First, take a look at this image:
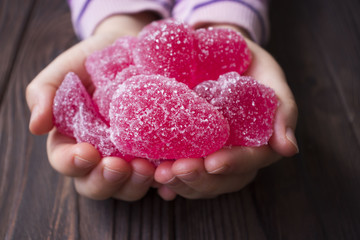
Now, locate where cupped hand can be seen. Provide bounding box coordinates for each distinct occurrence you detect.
[26,14,159,201]
[154,30,299,200]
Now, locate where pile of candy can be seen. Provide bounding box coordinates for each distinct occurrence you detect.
[53,19,278,163]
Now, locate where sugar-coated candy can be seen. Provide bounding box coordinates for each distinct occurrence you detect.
[72,105,133,159]
[194,28,251,82]
[133,19,251,89]
[72,108,126,158]
[53,72,131,159]
[133,19,197,88]
[109,75,230,160]
[93,66,143,122]
[85,36,137,88]
[194,72,278,146]
[53,72,96,136]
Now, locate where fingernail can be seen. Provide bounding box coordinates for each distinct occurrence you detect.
[74,156,96,169]
[103,167,128,183]
[132,171,152,184]
[286,128,299,153]
[177,171,199,182]
[208,165,229,174]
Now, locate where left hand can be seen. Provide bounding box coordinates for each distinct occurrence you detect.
[154,27,299,200]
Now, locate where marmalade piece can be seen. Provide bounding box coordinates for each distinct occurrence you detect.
[53,72,95,136]
[53,72,131,159]
[109,75,230,161]
[133,19,197,88]
[194,27,251,82]
[85,36,137,88]
[194,72,278,146]
[92,66,143,123]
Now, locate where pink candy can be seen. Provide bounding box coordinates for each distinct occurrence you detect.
[194,72,278,146]
[85,37,137,88]
[53,72,96,136]
[53,72,130,159]
[134,19,196,87]
[194,28,251,82]
[92,66,143,123]
[134,19,251,89]
[109,75,229,160]
[52,19,277,163]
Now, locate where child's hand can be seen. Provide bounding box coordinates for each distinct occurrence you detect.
[26,14,159,201]
[154,28,299,200]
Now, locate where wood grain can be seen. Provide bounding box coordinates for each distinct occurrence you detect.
[0,0,34,104]
[256,0,360,239]
[0,0,359,239]
[0,0,77,239]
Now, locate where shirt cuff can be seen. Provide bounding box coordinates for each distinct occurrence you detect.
[173,1,269,45]
[70,0,172,39]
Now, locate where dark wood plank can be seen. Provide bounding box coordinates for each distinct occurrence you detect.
[113,191,174,240]
[252,0,360,239]
[78,197,115,240]
[168,191,266,240]
[0,0,34,105]
[0,0,80,239]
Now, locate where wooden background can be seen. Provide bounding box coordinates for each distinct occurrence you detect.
[1,0,359,239]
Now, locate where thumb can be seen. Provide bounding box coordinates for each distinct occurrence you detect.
[26,37,99,135]
[245,40,299,157]
[26,79,57,135]
[269,96,299,157]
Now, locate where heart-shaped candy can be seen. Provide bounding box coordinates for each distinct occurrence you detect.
[109,74,230,160]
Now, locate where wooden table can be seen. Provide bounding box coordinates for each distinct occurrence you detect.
[1,0,359,239]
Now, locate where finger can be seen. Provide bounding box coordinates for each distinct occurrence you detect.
[172,158,221,196]
[47,129,101,177]
[204,146,280,175]
[155,161,200,199]
[156,160,215,199]
[74,157,131,200]
[112,158,155,201]
[173,158,256,196]
[270,98,299,156]
[157,186,177,201]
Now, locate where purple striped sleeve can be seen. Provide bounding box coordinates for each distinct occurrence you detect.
[67,0,173,39]
[172,0,269,45]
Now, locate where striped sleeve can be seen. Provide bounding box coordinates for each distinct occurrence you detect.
[67,0,173,39]
[172,0,270,45]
